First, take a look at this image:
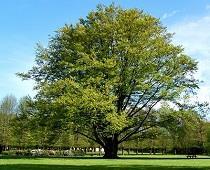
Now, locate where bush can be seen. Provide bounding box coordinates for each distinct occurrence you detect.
[71,149,85,156]
[2,150,15,156]
[1,150,32,156]
[2,150,16,156]
[16,150,32,156]
[1,149,86,157]
[40,150,56,156]
[204,142,210,155]
[63,150,73,156]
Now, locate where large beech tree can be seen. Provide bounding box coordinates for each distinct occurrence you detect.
[19,5,198,158]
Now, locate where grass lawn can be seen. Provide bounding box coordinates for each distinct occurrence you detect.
[1,155,210,170]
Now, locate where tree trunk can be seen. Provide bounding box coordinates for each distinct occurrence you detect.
[0,145,3,154]
[103,136,118,159]
[136,148,139,155]
[0,145,5,154]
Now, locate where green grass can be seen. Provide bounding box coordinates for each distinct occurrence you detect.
[1,155,210,170]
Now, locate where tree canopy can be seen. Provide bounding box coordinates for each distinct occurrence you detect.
[18,4,198,158]
[0,95,17,153]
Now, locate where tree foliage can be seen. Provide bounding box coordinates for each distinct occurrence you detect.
[18,4,198,158]
[0,95,17,153]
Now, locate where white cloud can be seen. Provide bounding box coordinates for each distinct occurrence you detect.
[161,10,179,20]
[169,15,210,103]
[170,16,210,57]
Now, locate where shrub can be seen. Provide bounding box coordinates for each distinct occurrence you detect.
[71,149,85,156]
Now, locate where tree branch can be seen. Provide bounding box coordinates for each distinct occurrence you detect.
[128,83,163,117]
[74,131,99,144]
[118,99,162,143]
[122,116,175,142]
[122,69,136,111]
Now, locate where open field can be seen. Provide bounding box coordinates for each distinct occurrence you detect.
[1,155,210,170]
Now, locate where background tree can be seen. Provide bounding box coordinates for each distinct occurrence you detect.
[204,123,210,155]
[159,101,209,154]
[18,4,198,158]
[0,95,17,153]
[12,96,37,147]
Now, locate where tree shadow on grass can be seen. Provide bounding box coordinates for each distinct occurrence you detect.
[0,164,209,170]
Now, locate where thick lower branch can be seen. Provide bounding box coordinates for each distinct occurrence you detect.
[75,130,105,147]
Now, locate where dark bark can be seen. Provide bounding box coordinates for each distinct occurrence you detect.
[103,136,119,159]
[136,148,139,155]
[0,145,2,154]
[0,145,5,154]
[128,148,130,155]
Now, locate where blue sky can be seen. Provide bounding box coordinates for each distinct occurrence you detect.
[1,0,210,102]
